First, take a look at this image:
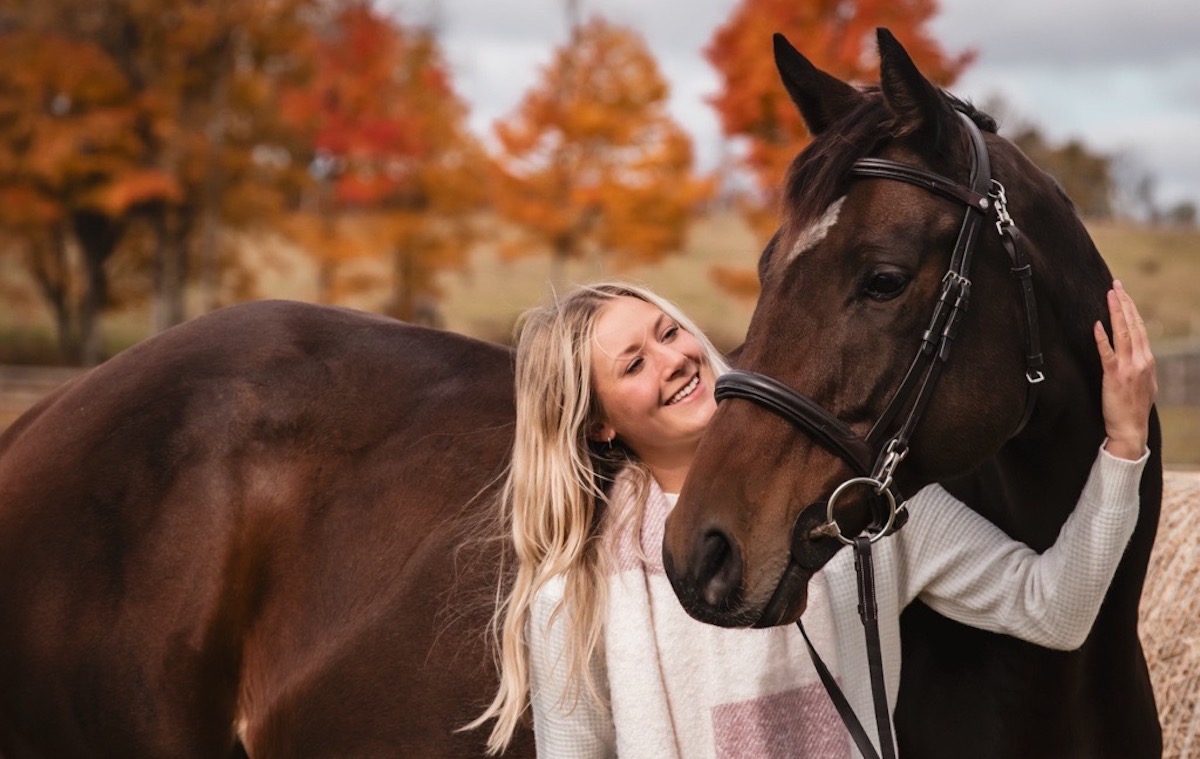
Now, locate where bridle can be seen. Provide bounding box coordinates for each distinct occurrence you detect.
[715,110,1044,549]
[712,110,1045,759]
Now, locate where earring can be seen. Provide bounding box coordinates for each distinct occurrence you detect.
[605,434,615,452]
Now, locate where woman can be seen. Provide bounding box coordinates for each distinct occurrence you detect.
[469,280,1156,758]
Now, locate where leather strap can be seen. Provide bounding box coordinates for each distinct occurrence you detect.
[855,536,897,759]
[795,535,898,759]
[852,158,990,211]
[797,620,885,759]
[715,370,876,476]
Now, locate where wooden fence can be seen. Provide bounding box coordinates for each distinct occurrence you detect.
[0,365,81,429]
[1159,339,1200,406]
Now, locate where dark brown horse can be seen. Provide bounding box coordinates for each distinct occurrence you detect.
[0,303,533,757]
[663,31,1162,758]
[0,30,1163,759]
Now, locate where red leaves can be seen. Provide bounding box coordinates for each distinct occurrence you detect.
[277,4,485,310]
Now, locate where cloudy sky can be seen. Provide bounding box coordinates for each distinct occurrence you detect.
[394,0,1200,211]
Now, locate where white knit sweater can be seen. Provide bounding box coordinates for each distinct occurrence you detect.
[528,445,1147,758]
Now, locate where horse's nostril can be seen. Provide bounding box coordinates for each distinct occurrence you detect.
[697,530,742,609]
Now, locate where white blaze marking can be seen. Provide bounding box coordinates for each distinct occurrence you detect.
[784,196,845,266]
[235,717,249,745]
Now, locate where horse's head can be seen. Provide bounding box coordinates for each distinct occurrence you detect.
[664,30,1106,628]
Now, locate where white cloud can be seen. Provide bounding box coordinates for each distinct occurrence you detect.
[387,0,1200,207]
[935,0,1200,206]
[934,0,1200,68]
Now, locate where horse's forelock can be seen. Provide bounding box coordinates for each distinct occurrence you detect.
[779,93,889,235]
[778,90,998,239]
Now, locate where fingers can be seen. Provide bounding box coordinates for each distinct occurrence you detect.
[1093,320,1116,369]
[1104,280,1159,406]
[1107,283,1131,360]
[1114,280,1153,364]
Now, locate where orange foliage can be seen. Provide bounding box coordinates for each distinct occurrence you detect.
[281,4,485,316]
[707,0,973,231]
[709,264,762,302]
[0,0,324,352]
[492,17,711,274]
[0,31,178,228]
[705,0,974,299]
[0,28,184,360]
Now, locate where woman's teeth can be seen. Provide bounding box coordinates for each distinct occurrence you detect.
[667,375,699,405]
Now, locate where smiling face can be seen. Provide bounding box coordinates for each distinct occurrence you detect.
[589,296,718,482]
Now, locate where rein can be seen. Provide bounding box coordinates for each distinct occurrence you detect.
[713,111,1045,759]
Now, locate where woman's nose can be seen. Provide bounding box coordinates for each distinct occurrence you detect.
[657,345,691,379]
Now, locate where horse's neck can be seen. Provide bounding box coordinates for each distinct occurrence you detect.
[944,344,1106,550]
[955,179,1120,547]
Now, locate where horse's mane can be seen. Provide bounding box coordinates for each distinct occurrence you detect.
[772,81,1114,381]
[780,86,997,233]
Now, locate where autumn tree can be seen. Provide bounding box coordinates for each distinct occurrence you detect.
[281,3,486,320]
[491,16,711,285]
[94,0,318,327]
[0,0,323,362]
[707,0,973,245]
[1011,128,1114,219]
[0,28,177,363]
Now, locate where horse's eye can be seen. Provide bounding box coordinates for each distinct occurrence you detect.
[865,271,909,301]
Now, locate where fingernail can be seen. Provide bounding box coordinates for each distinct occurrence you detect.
[1114,279,1124,290]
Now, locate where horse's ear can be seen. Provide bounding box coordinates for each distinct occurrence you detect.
[773,33,863,135]
[877,28,956,140]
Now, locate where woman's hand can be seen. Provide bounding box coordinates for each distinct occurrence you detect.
[1093,280,1158,460]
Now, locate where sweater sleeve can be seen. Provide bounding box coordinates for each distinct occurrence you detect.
[894,444,1147,650]
[528,576,617,758]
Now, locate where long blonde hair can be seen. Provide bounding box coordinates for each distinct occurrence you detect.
[466,281,729,753]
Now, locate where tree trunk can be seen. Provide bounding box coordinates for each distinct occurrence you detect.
[198,29,237,314]
[27,226,82,364]
[71,211,124,367]
[391,247,414,322]
[151,203,190,333]
[316,260,336,304]
[48,227,81,364]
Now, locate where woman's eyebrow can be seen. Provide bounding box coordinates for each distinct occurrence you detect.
[615,314,668,358]
[594,313,666,365]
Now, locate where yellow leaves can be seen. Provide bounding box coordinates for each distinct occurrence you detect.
[0,29,164,217]
[492,16,709,271]
[284,212,371,267]
[271,5,486,311]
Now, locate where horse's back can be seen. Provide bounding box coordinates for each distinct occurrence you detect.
[0,301,531,757]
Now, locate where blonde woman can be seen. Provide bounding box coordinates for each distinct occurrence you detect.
[469,281,1155,758]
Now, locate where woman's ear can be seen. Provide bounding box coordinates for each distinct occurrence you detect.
[589,421,616,444]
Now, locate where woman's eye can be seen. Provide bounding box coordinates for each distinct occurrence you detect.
[624,357,643,375]
[663,325,679,340]
[865,271,909,300]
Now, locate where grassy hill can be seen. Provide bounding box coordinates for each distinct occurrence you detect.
[1,212,1197,464]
